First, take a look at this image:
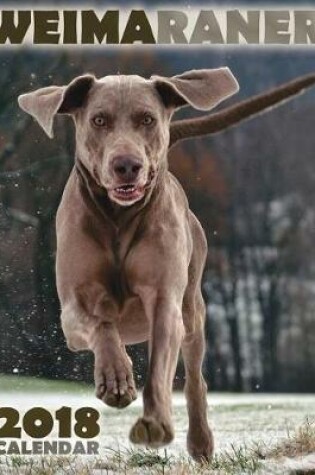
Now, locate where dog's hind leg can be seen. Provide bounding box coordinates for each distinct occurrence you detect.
[181,295,214,462]
[129,295,184,448]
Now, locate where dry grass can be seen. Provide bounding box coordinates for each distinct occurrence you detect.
[267,419,315,460]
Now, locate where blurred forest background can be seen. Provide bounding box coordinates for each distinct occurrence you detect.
[1,0,315,393]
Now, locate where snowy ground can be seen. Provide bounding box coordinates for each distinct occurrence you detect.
[0,376,314,473]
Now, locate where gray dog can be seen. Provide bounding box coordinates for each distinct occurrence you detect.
[18,68,239,461]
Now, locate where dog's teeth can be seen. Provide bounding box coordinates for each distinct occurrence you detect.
[116,186,136,194]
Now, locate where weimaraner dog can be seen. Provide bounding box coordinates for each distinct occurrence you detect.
[18,68,239,461]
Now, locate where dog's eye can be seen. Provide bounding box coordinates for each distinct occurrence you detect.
[142,114,155,126]
[92,116,107,128]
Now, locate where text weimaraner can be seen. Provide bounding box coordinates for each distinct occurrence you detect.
[18,68,315,461]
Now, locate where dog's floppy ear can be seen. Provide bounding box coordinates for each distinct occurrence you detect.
[18,74,95,138]
[151,68,239,111]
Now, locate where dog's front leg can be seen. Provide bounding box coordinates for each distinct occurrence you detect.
[61,288,137,410]
[130,294,184,447]
[89,322,137,409]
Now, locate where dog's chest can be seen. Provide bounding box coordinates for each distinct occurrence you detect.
[105,252,149,344]
[104,226,144,306]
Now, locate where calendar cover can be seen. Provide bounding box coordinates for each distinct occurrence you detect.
[0,1,315,474]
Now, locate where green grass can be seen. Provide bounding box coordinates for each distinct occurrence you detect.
[0,374,93,394]
[0,447,263,474]
[1,421,314,474]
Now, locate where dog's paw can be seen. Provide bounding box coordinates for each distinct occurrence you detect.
[94,362,137,409]
[187,426,214,463]
[129,416,174,448]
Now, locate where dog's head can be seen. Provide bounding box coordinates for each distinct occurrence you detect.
[18,69,238,207]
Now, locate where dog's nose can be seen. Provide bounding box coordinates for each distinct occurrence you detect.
[113,155,143,182]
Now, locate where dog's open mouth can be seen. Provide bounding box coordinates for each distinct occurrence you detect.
[112,184,145,202]
[109,170,155,205]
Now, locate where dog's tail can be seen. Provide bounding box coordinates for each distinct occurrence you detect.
[169,73,315,147]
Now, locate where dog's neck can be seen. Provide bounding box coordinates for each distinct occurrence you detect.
[75,157,166,232]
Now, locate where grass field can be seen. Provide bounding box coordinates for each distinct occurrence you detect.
[0,375,314,474]
[0,375,91,393]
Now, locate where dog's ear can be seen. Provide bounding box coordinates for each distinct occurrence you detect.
[151,68,239,111]
[18,74,95,138]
